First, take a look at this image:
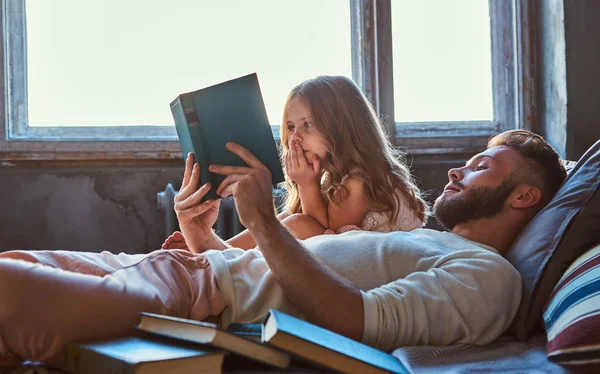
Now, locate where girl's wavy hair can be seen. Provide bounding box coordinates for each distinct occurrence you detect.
[279,75,428,224]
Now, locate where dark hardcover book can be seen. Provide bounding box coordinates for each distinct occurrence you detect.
[227,322,263,342]
[262,309,410,374]
[136,312,291,369]
[47,335,225,374]
[170,73,285,201]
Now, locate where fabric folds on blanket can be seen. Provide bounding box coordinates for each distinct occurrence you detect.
[392,334,568,373]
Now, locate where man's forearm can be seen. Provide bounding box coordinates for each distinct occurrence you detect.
[204,230,231,251]
[249,218,364,341]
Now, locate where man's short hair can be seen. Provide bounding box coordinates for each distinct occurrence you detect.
[488,130,566,206]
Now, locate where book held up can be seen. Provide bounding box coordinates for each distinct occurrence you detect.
[170,73,285,201]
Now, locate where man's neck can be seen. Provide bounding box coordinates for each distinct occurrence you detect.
[451,216,524,256]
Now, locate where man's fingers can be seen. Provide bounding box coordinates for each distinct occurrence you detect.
[226,142,266,170]
[218,183,237,198]
[175,182,211,211]
[216,174,245,196]
[176,199,218,222]
[177,162,201,202]
[209,164,253,176]
[182,153,195,188]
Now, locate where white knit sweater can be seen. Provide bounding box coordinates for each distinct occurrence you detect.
[203,229,522,351]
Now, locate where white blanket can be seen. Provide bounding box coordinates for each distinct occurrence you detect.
[392,334,568,373]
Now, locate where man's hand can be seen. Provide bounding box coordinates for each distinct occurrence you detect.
[174,153,222,253]
[211,143,278,231]
[285,140,321,188]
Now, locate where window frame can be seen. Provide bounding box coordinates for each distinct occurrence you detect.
[0,0,536,162]
[350,0,537,155]
[0,0,185,162]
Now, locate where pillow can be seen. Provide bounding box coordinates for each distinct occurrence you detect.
[543,243,600,369]
[505,139,600,341]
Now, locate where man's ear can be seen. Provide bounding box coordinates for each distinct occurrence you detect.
[509,185,542,209]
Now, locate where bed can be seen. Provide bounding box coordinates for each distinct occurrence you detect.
[11,140,600,373]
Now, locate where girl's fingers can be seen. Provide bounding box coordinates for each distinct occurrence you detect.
[284,151,291,174]
[295,143,308,167]
[312,155,321,174]
[290,142,299,168]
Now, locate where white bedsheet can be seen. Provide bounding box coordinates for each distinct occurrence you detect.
[392,333,570,373]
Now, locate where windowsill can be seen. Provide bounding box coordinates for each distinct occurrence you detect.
[0,122,497,166]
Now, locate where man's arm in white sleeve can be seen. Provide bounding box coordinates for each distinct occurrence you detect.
[251,217,366,341]
[361,253,522,351]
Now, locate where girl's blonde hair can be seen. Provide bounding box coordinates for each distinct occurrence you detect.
[279,75,428,224]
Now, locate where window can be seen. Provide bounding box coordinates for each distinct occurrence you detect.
[0,0,351,160]
[351,0,536,154]
[1,0,535,161]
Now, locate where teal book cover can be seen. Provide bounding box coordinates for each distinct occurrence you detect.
[263,309,410,374]
[170,73,285,201]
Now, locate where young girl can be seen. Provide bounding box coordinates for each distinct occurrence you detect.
[163,75,428,251]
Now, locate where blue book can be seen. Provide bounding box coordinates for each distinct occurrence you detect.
[48,335,225,374]
[262,309,410,374]
[170,73,285,201]
[136,312,292,369]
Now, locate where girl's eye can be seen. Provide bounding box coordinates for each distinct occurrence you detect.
[304,121,312,128]
[287,124,295,132]
[476,165,487,171]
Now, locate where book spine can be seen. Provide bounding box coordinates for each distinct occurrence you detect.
[177,96,212,200]
[68,345,135,374]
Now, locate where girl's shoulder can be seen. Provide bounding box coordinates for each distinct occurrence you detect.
[361,191,424,232]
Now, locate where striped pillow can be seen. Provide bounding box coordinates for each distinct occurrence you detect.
[543,243,600,367]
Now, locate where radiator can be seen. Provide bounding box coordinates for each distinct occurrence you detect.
[157,183,246,241]
[158,184,285,241]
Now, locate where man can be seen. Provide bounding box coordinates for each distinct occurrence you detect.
[0,130,566,364]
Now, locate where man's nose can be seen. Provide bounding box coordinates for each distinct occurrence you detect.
[448,167,463,181]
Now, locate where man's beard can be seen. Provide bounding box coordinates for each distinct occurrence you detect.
[433,179,517,231]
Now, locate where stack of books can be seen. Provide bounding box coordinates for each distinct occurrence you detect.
[47,309,409,374]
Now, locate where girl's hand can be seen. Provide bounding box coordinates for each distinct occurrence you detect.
[285,141,321,188]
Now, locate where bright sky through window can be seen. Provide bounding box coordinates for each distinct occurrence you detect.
[25,0,351,127]
[392,0,493,122]
[26,0,491,127]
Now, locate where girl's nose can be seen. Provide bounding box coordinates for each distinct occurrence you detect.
[290,132,302,144]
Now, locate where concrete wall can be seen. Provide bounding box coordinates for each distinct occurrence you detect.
[0,157,460,252]
[0,166,182,253]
